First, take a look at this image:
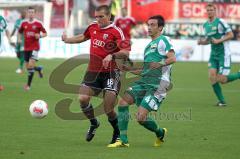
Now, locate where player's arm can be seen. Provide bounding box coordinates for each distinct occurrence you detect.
[149,49,176,69]
[10,28,16,37]
[5,29,13,44]
[61,32,88,44]
[211,31,234,44]
[197,37,210,45]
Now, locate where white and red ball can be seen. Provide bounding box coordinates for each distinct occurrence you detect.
[29,100,48,118]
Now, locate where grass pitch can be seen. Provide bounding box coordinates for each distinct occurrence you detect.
[0,58,239,159]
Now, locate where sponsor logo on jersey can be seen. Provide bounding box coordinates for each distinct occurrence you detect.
[93,39,105,47]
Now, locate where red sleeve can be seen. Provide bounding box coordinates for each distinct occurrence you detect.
[114,27,131,51]
[131,18,136,26]
[40,23,47,33]
[83,25,91,39]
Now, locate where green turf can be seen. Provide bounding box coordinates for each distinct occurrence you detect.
[0,58,239,159]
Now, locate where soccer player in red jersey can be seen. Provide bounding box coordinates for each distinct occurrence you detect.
[62,5,130,145]
[18,7,47,90]
[115,7,136,40]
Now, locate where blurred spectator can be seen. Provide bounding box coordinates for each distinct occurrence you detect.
[131,22,148,38]
[175,24,189,39]
[115,7,136,39]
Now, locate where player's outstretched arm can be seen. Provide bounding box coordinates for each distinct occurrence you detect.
[149,49,176,69]
[61,32,88,44]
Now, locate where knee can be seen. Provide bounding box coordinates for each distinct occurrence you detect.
[209,74,217,83]
[119,98,129,106]
[136,113,147,125]
[79,94,90,105]
[217,75,227,84]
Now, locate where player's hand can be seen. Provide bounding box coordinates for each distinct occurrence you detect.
[211,38,221,44]
[149,62,161,69]
[10,42,16,47]
[35,33,41,39]
[61,32,67,42]
[102,54,113,69]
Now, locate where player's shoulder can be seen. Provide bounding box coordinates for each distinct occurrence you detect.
[87,21,98,28]
[33,19,44,25]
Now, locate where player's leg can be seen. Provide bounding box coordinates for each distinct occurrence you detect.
[103,90,120,144]
[31,51,43,78]
[137,81,169,146]
[15,50,24,74]
[208,57,226,106]
[23,51,33,90]
[107,92,134,148]
[102,70,121,144]
[80,72,101,142]
[217,55,240,84]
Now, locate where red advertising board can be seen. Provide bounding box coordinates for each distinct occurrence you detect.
[130,0,175,22]
[179,2,240,19]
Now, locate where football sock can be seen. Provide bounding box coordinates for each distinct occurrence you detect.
[27,68,35,87]
[81,103,98,125]
[118,106,129,143]
[212,83,225,103]
[108,117,120,134]
[19,54,24,69]
[139,117,164,138]
[226,72,240,82]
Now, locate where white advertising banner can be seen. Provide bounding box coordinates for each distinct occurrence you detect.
[1,37,240,62]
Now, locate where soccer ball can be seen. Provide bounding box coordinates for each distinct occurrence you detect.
[29,100,48,119]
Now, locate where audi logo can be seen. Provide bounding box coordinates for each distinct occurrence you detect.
[93,39,105,47]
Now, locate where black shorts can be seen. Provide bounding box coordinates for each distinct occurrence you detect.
[24,51,39,62]
[82,70,121,95]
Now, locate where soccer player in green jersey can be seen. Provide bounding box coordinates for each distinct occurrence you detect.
[198,3,240,106]
[11,11,26,74]
[108,15,176,148]
[0,15,12,90]
[0,15,11,52]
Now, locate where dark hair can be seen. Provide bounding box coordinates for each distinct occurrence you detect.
[28,6,35,11]
[96,5,111,15]
[148,15,165,27]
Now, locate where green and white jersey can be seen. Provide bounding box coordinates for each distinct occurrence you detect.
[0,15,7,47]
[141,35,173,83]
[203,17,232,57]
[14,18,24,51]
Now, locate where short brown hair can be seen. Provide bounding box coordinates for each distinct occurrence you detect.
[95,5,111,15]
[206,3,216,9]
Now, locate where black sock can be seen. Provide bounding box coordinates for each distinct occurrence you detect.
[27,68,35,87]
[108,117,120,134]
[81,103,98,125]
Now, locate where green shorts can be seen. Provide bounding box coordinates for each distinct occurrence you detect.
[125,80,170,111]
[208,54,231,75]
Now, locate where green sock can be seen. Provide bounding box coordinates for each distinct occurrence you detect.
[139,117,164,138]
[212,83,225,103]
[19,55,24,69]
[227,72,240,83]
[118,106,129,143]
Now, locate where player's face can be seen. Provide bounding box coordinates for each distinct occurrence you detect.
[95,10,110,28]
[206,6,216,19]
[147,19,162,37]
[28,9,35,20]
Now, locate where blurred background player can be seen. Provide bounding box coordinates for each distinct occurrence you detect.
[11,10,26,74]
[18,7,47,91]
[114,7,136,40]
[108,15,176,148]
[0,15,12,92]
[198,3,240,106]
[62,5,130,145]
